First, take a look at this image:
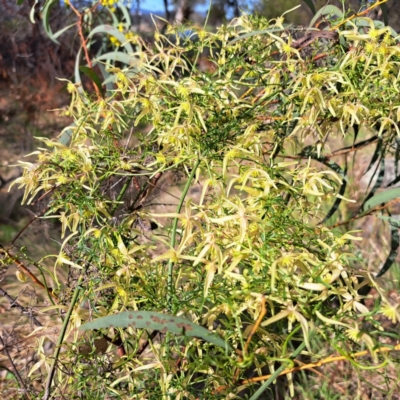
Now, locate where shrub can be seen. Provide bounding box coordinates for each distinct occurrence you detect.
[5,1,400,398]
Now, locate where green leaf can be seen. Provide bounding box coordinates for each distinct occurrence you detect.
[80,311,232,351]
[58,125,75,145]
[96,63,114,93]
[74,47,84,92]
[17,0,25,5]
[29,0,39,23]
[321,160,347,224]
[42,0,59,43]
[376,221,399,277]
[360,157,385,212]
[380,2,389,26]
[302,0,316,15]
[117,2,132,26]
[79,66,105,97]
[95,51,139,68]
[363,138,382,178]
[309,5,343,28]
[51,23,77,42]
[362,187,400,212]
[377,215,400,229]
[333,136,379,155]
[88,25,135,54]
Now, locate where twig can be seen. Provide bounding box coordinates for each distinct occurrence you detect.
[42,279,82,400]
[0,245,58,301]
[10,205,49,245]
[68,1,102,99]
[0,334,32,400]
[242,342,400,384]
[0,288,42,327]
[233,296,267,382]
[328,197,400,228]
[244,296,267,355]
[330,0,388,30]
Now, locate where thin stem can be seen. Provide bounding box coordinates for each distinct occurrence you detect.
[166,159,201,312]
[247,329,317,400]
[0,288,42,327]
[43,278,83,400]
[0,334,32,400]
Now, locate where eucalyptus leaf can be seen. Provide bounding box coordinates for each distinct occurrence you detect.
[80,311,232,351]
[309,5,343,28]
[376,222,399,277]
[79,66,105,97]
[29,0,39,23]
[42,0,59,43]
[302,0,316,15]
[95,51,139,68]
[380,2,389,26]
[88,25,134,54]
[360,157,385,212]
[377,215,400,229]
[362,187,400,212]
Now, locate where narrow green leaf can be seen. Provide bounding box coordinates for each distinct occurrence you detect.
[29,0,39,23]
[386,174,400,188]
[361,157,385,211]
[362,187,400,212]
[377,215,400,229]
[88,25,134,54]
[52,22,77,41]
[117,2,132,26]
[380,2,389,26]
[80,311,232,351]
[321,161,347,224]
[95,51,139,68]
[96,63,114,93]
[376,222,399,277]
[79,66,105,97]
[42,0,59,43]
[302,0,316,15]
[363,138,382,177]
[333,136,378,155]
[74,47,84,92]
[17,0,25,5]
[309,5,343,28]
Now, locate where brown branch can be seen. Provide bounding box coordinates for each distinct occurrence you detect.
[233,296,267,382]
[242,342,400,384]
[0,246,58,301]
[328,197,400,229]
[330,0,388,31]
[68,1,102,99]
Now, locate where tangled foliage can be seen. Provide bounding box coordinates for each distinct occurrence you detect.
[8,4,400,398]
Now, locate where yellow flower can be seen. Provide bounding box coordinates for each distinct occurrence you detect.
[109,36,120,47]
[380,302,399,323]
